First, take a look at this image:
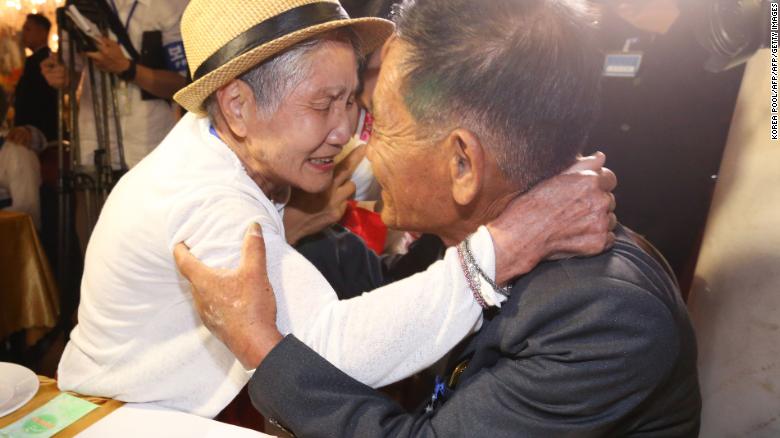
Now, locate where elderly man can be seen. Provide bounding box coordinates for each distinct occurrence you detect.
[57,0,615,418]
[175,0,701,436]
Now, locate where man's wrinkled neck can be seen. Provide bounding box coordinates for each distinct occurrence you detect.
[436,188,517,247]
[213,122,289,204]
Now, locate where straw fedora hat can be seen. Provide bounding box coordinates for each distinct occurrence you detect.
[174,0,395,115]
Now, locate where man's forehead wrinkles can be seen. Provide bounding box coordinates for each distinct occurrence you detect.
[375,72,402,116]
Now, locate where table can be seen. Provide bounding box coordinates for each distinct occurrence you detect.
[0,376,122,436]
[0,376,273,437]
[77,403,273,437]
[0,210,59,345]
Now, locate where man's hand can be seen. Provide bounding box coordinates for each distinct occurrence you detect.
[41,53,67,89]
[86,37,131,75]
[283,146,365,245]
[174,223,282,369]
[488,152,618,284]
[5,127,33,148]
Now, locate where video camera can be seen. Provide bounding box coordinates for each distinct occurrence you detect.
[694,0,772,72]
[594,0,772,72]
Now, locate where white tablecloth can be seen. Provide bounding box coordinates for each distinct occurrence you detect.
[76,403,275,438]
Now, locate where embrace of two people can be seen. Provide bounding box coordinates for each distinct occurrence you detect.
[58,0,701,436]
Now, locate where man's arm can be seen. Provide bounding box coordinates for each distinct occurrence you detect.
[248,281,684,438]
[85,37,186,99]
[132,64,188,99]
[41,41,186,99]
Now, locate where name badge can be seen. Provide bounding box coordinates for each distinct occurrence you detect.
[603,52,643,78]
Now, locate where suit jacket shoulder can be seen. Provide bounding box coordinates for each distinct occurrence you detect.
[442,228,700,436]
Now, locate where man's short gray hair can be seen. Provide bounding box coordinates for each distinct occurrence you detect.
[205,28,363,124]
[395,0,601,192]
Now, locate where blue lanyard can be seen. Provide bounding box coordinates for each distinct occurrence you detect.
[108,0,140,34]
[209,125,221,141]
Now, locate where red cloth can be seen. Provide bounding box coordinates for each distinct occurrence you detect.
[340,200,387,254]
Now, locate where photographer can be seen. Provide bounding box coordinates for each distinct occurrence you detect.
[42,0,189,253]
[587,0,746,292]
[41,0,189,170]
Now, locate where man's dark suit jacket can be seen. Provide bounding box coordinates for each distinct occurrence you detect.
[251,227,701,437]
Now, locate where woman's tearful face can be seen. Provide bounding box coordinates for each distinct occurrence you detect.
[243,40,360,194]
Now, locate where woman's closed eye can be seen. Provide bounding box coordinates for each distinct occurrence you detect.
[311,100,332,112]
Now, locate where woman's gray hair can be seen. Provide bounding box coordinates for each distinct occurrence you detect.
[205,28,363,124]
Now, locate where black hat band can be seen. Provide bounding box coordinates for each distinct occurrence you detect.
[193,2,349,80]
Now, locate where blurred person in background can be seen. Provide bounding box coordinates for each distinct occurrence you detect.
[587,0,745,293]
[41,0,190,170]
[13,14,58,142]
[0,27,25,96]
[41,0,190,257]
[0,82,45,229]
[0,130,42,228]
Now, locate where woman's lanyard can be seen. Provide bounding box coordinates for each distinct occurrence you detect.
[108,0,140,34]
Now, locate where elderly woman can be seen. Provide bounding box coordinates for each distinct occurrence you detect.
[57,0,615,418]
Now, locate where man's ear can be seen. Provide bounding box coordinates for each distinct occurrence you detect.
[446,128,484,206]
[216,80,254,138]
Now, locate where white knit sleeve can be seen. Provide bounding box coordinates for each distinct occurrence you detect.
[168,191,504,388]
[271,225,504,388]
